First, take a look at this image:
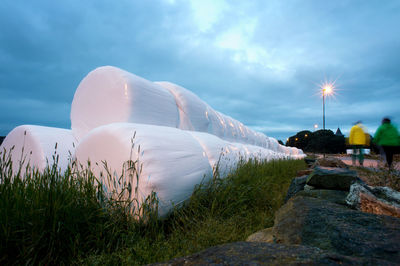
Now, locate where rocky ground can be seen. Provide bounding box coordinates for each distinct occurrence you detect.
[154,157,400,265]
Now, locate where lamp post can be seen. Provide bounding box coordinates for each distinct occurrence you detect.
[319,82,334,158]
[323,90,325,130]
[322,85,332,130]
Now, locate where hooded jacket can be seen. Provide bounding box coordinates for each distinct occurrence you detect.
[373,123,400,146]
[349,123,367,145]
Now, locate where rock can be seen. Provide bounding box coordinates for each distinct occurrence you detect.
[284,175,307,203]
[304,157,316,167]
[303,184,315,191]
[346,183,400,218]
[306,166,361,191]
[296,189,348,205]
[312,156,349,169]
[153,242,392,265]
[0,136,4,146]
[272,195,400,263]
[246,227,274,243]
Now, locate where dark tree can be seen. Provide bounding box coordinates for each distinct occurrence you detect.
[287,129,346,154]
[286,130,312,150]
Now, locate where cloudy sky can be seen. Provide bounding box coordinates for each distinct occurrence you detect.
[1,0,399,141]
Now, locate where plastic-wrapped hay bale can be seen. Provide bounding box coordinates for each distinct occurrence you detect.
[264,137,273,150]
[253,131,268,148]
[268,137,280,152]
[236,120,250,142]
[74,122,213,217]
[155,81,211,132]
[155,81,270,150]
[70,65,305,158]
[289,146,304,159]
[230,142,278,161]
[188,131,284,178]
[187,131,241,177]
[71,66,179,141]
[216,113,241,142]
[0,125,76,174]
[207,109,227,139]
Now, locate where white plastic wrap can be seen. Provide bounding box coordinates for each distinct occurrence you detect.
[74,123,213,217]
[187,131,240,177]
[0,125,76,174]
[71,67,304,157]
[74,122,302,216]
[222,114,239,142]
[155,81,211,132]
[155,81,277,151]
[207,109,227,139]
[71,66,179,141]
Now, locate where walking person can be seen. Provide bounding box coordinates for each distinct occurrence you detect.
[373,117,400,169]
[349,121,368,166]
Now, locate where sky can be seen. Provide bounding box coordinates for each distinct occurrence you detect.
[1,0,399,142]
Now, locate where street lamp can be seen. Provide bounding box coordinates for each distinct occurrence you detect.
[322,84,333,130]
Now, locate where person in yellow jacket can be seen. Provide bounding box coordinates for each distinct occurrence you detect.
[349,121,368,166]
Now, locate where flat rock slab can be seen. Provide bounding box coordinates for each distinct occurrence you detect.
[153,242,393,265]
[306,166,360,191]
[273,195,400,263]
[312,157,349,169]
[296,189,348,205]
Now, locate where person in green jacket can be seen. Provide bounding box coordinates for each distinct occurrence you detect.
[373,117,400,169]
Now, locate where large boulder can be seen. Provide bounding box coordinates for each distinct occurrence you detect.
[272,195,400,263]
[306,166,361,191]
[153,242,392,265]
[346,182,400,218]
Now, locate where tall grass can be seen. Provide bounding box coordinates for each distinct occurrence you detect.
[0,148,306,265]
[0,149,144,265]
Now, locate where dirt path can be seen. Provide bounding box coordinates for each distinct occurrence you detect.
[340,156,400,170]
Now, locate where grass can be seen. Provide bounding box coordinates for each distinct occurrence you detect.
[0,148,307,265]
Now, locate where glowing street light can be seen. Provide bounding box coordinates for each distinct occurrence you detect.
[314,124,318,131]
[321,83,334,130]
